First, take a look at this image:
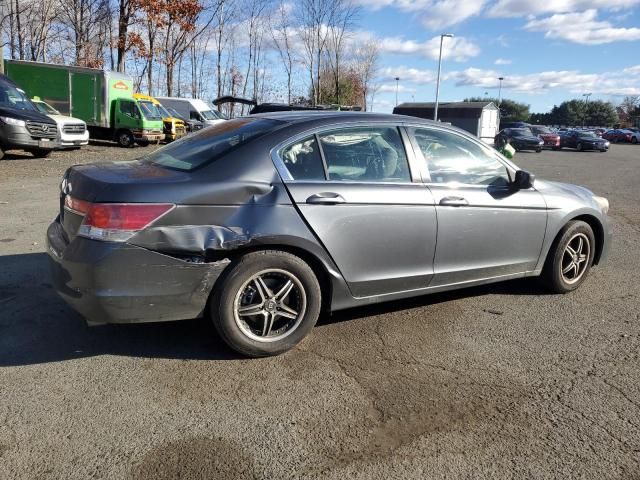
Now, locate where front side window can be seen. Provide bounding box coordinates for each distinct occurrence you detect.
[411,127,510,186]
[120,100,138,118]
[318,126,411,182]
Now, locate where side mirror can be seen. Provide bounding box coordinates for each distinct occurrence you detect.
[514,170,535,189]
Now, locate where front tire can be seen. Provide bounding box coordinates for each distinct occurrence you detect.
[0,146,4,160]
[116,130,135,148]
[576,142,583,151]
[211,250,322,357]
[541,220,595,293]
[28,148,52,158]
[632,137,638,144]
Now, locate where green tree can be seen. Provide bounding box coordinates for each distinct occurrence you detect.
[464,97,530,124]
[532,99,618,127]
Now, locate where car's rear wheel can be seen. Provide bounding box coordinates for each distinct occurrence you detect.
[0,146,4,160]
[576,142,583,151]
[542,220,595,293]
[632,137,638,144]
[211,250,321,357]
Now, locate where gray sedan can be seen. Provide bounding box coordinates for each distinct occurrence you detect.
[46,112,611,356]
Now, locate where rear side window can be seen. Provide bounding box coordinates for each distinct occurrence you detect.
[319,127,411,182]
[142,118,283,171]
[281,136,325,180]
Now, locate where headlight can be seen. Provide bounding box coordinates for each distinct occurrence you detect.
[0,116,26,127]
[592,195,609,214]
[539,140,544,145]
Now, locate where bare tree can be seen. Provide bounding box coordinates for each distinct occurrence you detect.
[325,0,358,104]
[352,40,379,111]
[58,0,111,67]
[297,0,332,105]
[269,0,295,104]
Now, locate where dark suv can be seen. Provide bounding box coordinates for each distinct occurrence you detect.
[0,74,58,160]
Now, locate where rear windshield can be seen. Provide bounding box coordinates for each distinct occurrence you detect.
[531,126,552,134]
[141,117,283,171]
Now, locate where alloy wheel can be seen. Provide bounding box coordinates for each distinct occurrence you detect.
[233,269,307,342]
[561,233,590,285]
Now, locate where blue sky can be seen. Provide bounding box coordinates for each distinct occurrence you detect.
[357,0,640,113]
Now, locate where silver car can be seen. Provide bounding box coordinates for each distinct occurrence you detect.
[47,112,611,357]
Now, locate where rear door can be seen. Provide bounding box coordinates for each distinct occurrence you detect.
[276,124,437,298]
[407,126,547,287]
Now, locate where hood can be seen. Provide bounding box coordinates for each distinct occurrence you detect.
[535,179,595,206]
[0,105,56,124]
[48,114,86,126]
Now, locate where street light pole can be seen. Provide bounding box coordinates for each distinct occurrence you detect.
[434,33,453,121]
[582,92,592,127]
[395,77,400,107]
[498,77,504,105]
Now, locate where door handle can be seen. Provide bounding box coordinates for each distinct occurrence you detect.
[439,196,469,207]
[306,192,346,205]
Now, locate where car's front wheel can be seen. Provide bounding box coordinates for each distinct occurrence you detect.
[542,220,595,293]
[211,250,321,357]
[28,148,52,158]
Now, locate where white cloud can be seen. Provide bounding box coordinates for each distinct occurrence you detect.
[355,0,486,29]
[381,66,436,85]
[365,34,480,62]
[378,84,417,93]
[524,9,640,44]
[488,0,640,17]
[445,65,640,96]
[495,58,512,65]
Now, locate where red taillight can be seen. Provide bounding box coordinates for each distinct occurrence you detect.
[84,203,174,230]
[66,196,174,241]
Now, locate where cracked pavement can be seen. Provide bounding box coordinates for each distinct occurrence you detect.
[0,143,639,479]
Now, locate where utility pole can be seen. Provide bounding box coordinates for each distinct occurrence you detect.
[434,33,453,121]
[395,77,399,106]
[582,92,592,127]
[0,0,5,75]
[498,77,504,105]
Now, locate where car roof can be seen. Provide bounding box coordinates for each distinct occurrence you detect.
[250,110,441,127]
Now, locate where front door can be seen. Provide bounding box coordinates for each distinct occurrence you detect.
[408,126,547,287]
[278,125,437,297]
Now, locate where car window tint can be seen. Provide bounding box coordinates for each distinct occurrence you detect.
[411,127,510,186]
[142,118,283,171]
[318,127,410,182]
[120,100,137,117]
[280,136,325,180]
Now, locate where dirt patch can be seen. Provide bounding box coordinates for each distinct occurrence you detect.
[129,437,255,480]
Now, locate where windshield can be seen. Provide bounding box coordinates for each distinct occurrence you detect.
[0,83,37,111]
[141,118,283,171]
[156,104,171,118]
[577,132,598,139]
[166,107,185,120]
[138,101,163,120]
[511,128,532,137]
[34,101,60,115]
[201,109,227,121]
[530,126,551,135]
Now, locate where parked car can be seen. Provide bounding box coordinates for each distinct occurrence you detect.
[559,130,609,152]
[602,129,633,143]
[0,74,58,160]
[31,96,89,149]
[529,125,560,149]
[47,112,611,357]
[163,106,205,133]
[623,129,640,144]
[133,93,186,143]
[155,97,227,127]
[495,128,544,152]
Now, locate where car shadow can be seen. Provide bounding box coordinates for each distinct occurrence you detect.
[0,252,550,366]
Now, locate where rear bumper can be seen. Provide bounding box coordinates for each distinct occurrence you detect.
[46,219,229,325]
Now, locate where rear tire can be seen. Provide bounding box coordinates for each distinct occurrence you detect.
[0,146,4,160]
[541,220,595,293]
[576,142,583,151]
[28,148,52,158]
[632,137,638,144]
[211,250,322,357]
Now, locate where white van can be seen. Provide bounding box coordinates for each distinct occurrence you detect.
[155,97,227,127]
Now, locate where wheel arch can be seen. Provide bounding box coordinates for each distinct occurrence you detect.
[549,214,604,266]
[211,243,335,314]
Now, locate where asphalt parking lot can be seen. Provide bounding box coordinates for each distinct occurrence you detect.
[1,143,639,479]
